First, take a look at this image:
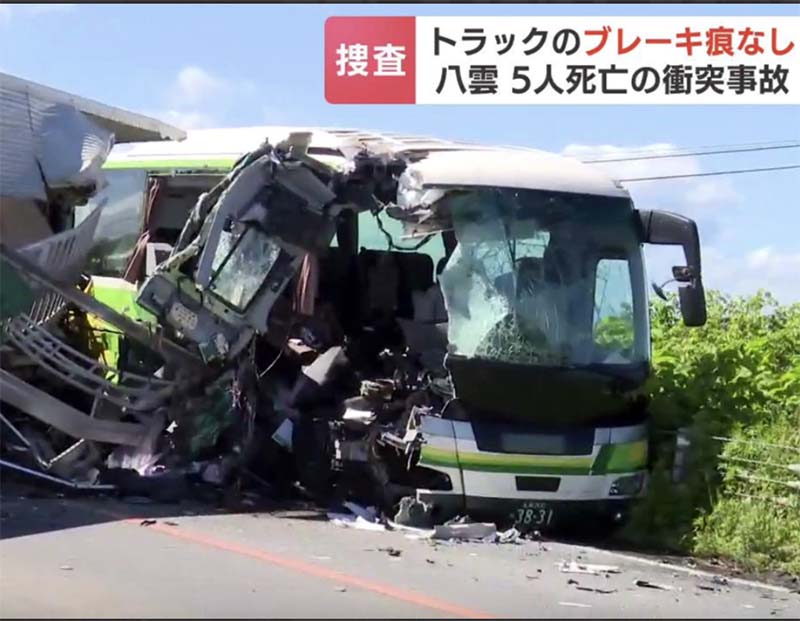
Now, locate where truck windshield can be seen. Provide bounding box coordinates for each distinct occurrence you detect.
[438,187,649,369]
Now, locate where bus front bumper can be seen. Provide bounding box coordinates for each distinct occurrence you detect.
[416,492,639,532]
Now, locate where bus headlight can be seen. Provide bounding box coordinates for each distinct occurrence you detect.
[609,472,646,497]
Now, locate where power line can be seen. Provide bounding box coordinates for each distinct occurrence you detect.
[583,143,800,163]
[619,164,800,183]
[574,139,800,160]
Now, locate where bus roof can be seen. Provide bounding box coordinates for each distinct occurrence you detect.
[104,125,628,198]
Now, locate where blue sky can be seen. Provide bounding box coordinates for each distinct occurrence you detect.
[2,3,799,302]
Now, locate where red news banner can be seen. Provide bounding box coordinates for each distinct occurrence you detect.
[325,16,800,104]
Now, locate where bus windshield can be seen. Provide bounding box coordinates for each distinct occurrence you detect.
[437,187,649,370]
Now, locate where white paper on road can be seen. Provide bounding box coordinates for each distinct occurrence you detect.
[327,514,387,531]
[559,561,621,575]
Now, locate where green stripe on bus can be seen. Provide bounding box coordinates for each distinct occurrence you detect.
[419,440,648,476]
[591,440,648,474]
[103,159,237,171]
[419,446,593,476]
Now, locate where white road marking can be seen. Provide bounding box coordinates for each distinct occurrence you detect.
[578,545,792,594]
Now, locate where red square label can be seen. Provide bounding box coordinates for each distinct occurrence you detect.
[325,16,416,104]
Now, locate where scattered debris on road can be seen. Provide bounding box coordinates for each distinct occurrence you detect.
[559,561,621,575]
[576,586,618,594]
[385,516,526,546]
[712,575,730,587]
[393,496,434,529]
[634,579,678,591]
[431,517,497,542]
[558,601,592,608]
[497,527,522,544]
[140,519,157,527]
[328,503,387,532]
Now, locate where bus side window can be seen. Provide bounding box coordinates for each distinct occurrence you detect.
[76,169,148,278]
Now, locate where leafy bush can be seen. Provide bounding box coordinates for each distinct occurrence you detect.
[624,290,800,572]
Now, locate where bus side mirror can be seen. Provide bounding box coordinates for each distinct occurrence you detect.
[637,209,707,327]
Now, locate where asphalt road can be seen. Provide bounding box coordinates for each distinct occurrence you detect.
[0,488,797,619]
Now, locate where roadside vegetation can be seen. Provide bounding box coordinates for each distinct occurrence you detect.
[624,290,800,576]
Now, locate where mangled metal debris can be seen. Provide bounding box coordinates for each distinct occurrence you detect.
[0,75,187,491]
[1,123,408,501]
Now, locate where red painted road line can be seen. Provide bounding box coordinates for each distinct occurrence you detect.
[117,517,494,619]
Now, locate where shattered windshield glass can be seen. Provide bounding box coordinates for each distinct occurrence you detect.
[437,187,648,368]
[208,226,282,311]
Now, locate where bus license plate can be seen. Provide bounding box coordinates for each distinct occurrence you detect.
[513,502,554,528]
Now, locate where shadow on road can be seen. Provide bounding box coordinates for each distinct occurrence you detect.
[0,474,325,541]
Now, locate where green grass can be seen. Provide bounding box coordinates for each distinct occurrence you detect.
[693,407,800,575]
[621,291,800,575]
